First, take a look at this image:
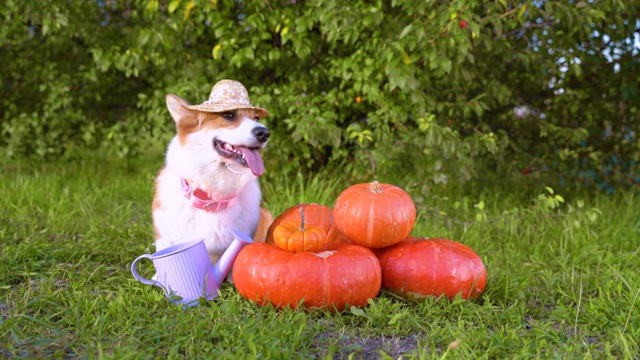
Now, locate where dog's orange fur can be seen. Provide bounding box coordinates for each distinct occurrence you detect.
[254,207,274,243]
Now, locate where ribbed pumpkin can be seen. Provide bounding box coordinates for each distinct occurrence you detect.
[376,237,487,300]
[272,208,327,252]
[232,242,381,311]
[333,181,416,248]
[266,203,345,246]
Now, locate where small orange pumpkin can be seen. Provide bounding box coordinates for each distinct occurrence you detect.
[267,203,345,246]
[272,207,327,252]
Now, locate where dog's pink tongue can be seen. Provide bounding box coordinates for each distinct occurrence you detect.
[240,148,264,177]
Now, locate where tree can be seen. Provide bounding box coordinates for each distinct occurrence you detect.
[1,0,638,191]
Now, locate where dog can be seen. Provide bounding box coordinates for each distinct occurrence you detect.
[152,80,273,268]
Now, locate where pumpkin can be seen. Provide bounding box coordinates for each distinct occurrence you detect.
[333,181,416,248]
[232,242,381,311]
[272,207,327,252]
[266,203,345,245]
[376,237,487,300]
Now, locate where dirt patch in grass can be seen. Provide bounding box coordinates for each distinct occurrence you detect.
[313,331,422,359]
[0,302,9,320]
[521,314,604,351]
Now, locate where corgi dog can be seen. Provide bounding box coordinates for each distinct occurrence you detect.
[152,80,273,267]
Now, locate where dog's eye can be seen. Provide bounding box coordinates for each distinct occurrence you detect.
[253,116,260,122]
[222,112,236,121]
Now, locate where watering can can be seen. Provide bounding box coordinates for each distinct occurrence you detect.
[131,230,253,307]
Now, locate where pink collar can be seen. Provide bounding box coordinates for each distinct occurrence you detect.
[180,178,238,212]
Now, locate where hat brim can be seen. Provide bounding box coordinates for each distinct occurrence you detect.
[186,103,269,118]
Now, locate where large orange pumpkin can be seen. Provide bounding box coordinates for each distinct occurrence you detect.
[232,242,381,311]
[333,181,416,248]
[272,208,327,252]
[376,237,487,300]
[266,203,345,246]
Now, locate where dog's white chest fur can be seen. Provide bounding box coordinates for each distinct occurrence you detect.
[153,172,261,258]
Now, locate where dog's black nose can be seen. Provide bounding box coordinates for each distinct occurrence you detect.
[252,127,270,143]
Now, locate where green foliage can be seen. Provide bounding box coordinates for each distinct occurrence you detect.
[1,0,638,190]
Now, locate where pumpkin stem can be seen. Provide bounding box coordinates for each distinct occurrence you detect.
[299,206,306,231]
[369,181,384,193]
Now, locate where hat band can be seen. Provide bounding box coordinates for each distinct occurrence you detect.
[192,102,264,110]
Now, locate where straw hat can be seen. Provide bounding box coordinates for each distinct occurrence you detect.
[186,79,269,118]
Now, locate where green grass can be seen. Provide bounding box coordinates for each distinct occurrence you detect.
[1,157,639,359]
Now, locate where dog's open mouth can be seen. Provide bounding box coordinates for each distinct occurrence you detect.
[214,139,264,177]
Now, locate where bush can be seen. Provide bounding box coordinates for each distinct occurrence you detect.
[1,0,637,191]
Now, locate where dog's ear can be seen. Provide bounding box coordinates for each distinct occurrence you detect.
[166,94,198,127]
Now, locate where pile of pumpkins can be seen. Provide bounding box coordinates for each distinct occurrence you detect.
[232,181,487,312]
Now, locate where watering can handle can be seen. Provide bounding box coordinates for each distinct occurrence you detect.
[131,254,157,286]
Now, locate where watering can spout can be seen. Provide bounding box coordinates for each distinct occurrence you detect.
[210,230,253,284]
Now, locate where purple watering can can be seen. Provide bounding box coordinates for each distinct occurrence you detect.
[131,230,253,307]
